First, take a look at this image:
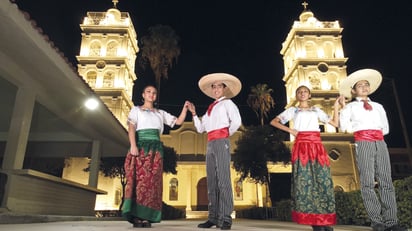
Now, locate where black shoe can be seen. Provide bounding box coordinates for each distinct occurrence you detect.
[385,224,407,231]
[312,226,334,231]
[220,221,231,230]
[142,220,151,228]
[133,222,143,228]
[133,218,143,228]
[198,220,217,228]
[312,226,325,231]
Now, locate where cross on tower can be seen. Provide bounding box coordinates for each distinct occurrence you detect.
[302,1,308,10]
[112,0,119,8]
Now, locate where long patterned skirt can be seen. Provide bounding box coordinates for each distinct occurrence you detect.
[121,129,164,224]
[290,131,336,226]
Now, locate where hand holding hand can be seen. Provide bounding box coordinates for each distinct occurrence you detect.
[186,102,196,115]
[337,95,346,108]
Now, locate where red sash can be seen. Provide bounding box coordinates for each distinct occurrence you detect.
[208,127,229,141]
[354,130,383,141]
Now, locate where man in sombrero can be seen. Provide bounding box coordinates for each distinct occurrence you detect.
[338,69,406,231]
[187,73,242,230]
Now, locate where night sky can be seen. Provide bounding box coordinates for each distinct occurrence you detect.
[14,0,412,147]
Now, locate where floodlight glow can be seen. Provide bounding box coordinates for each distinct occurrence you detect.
[85,98,99,110]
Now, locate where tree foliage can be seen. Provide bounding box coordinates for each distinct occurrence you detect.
[247,84,275,125]
[163,145,178,174]
[233,125,291,184]
[138,24,180,101]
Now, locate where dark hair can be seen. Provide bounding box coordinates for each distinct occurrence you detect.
[211,83,227,88]
[295,85,311,94]
[142,84,158,93]
[352,80,370,89]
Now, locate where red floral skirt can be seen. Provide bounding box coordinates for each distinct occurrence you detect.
[290,131,336,226]
[122,129,163,224]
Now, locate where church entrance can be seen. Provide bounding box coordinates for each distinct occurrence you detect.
[196,177,208,211]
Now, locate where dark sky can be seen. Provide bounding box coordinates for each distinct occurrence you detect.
[14,0,412,147]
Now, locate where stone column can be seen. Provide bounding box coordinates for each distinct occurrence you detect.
[2,87,35,170]
[88,140,101,188]
[186,167,192,211]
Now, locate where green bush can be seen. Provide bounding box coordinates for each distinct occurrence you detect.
[393,176,412,228]
[274,199,292,221]
[335,190,369,225]
[161,202,185,220]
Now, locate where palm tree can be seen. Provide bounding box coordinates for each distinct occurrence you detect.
[139,24,181,102]
[247,84,275,125]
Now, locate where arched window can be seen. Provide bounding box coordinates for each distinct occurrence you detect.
[304,41,317,58]
[106,41,118,56]
[86,71,97,88]
[169,178,178,201]
[333,185,344,192]
[89,41,101,56]
[323,41,334,58]
[234,178,243,200]
[103,72,114,87]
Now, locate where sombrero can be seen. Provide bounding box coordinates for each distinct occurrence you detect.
[339,68,382,99]
[198,73,242,99]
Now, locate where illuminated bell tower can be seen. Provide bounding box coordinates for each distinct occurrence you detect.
[76,0,138,128]
[280,1,348,134]
[279,1,360,192]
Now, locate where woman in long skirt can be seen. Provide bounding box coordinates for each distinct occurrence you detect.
[270,85,340,231]
[121,84,189,228]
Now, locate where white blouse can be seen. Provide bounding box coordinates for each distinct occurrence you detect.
[127,106,177,134]
[277,106,330,132]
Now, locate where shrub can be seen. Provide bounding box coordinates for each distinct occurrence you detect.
[162,202,185,220]
[393,176,412,228]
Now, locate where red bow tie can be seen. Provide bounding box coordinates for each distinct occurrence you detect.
[362,100,372,111]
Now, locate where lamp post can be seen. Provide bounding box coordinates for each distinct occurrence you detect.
[386,77,412,167]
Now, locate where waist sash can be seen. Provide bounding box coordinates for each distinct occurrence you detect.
[207,127,229,141]
[137,129,160,141]
[354,129,383,141]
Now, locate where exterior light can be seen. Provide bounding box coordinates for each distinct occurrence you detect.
[85,98,99,110]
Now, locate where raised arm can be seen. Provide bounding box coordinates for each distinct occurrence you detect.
[328,96,344,128]
[175,101,190,126]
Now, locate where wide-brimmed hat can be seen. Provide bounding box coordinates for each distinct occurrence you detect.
[339,68,382,98]
[198,73,242,99]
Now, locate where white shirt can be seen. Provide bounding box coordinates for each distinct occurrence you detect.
[127,106,177,134]
[277,106,330,132]
[339,97,389,135]
[193,97,242,136]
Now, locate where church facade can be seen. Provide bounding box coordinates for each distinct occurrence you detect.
[61,1,360,214]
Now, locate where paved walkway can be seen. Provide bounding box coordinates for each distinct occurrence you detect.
[0,218,373,231]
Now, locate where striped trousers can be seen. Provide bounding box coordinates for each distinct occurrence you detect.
[355,140,398,227]
[205,138,233,226]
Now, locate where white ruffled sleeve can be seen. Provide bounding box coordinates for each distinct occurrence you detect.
[127,106,139,128]
[159,109,177,128]
[277,107,296,124]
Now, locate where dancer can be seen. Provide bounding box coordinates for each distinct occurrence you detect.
[270,85,339,231]
[122,83,190,228]
[338,69,406,231]
[187,73,242,230]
